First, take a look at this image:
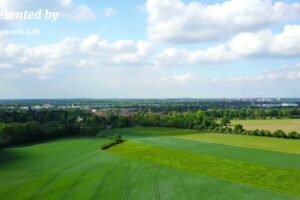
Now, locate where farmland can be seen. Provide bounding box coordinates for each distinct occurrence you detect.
[231,119,300,132]
[0,127,300,200]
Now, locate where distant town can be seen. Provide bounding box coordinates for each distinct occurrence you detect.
[0,98,299,113]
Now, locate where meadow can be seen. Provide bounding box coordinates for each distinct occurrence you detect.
[0,127,300,200]
[231,119,300,132]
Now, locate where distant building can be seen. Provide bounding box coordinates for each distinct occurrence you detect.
[261,104,281,108]
[76,116,84,123]
[281,103,298,107]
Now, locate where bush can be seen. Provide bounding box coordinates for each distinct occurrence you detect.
[219,127,226,132]
[220,118,230,126]
[112,134,123,144]
[265,130,272,137]
[97,132,107,138]
[209,126,215,131]
[225,127,232,134]
[273,130,286,138]
[101,135,123,150]
[214,127,220,132]
[251,129,260,136]
[244,130,252,135]
[258,130,266,137]
[287,131,298,139]
[234,124,243,133]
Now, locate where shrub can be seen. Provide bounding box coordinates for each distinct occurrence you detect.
[225,127,232,134]
[220,118,231,126]
[96,132,107,138]
[219,127,226,132]
[258,130,266,137]
[234,124,243,133]
[265,130,272,137]
[112,134,123,144]
[101,135,123,150]
[245,130,252,135]
[273,130,286,138]
[287,131,298,139]
[214,127,220,132]
[252,129,260,136]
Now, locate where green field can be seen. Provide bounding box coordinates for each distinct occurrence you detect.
[1,127,300,200]
[175,132,300,154]
[231,119,300,132]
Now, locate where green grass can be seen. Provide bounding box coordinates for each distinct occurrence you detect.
[1,127,300,200]
[175,133,300,154]
[231,119,300,132]
[131,137,300,169]
[109,141,300,196]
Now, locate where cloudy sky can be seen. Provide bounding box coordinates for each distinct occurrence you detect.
[1,0,300,99]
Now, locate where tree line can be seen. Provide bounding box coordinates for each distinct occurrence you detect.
[1,109,300,148]
[206,108,300,119]
[128,112,300,139]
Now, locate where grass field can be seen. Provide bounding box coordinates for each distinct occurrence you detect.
[175,132,300,154]
[0,127,300,200]
[231,119,300,132]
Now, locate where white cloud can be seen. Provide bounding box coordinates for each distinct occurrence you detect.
[111,41,154,64]
[203,66,300,85]
[79,35,154,65]
[0,35,153,79]
[173,73,193,83]
[152,25,300,68]
[0,63,13,69]
[286,71,300,80]
[0,0,96,21]
[146,0,300,43]
[22,65,54,80]
[104,7,115,17]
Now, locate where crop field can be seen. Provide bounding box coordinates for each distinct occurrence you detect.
[0,127,300,200]
[231,119,300,132]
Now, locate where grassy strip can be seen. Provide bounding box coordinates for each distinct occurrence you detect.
[108,141,300,196]
[175,133,300,154]
[231,119,300,132]
[100,135,123,150]
[103,127,300,154]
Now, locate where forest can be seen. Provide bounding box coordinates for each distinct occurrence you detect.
[1,108,300,148]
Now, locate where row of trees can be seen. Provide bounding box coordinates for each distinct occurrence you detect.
[1,107,300,123]
[213,124,300,139]
[132,111,300,139]
[0,122,81,147]
[0,109,139,148]
[0,110,217,147]
[0,110,88,123]
[128,111,218,130]
[206,108,300,119]
[1,109,300,148]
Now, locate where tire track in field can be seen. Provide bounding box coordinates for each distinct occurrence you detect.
[92,162,126,200]
[59,157,104,200]
[0,181,25,200]
[92,176,107,200]
[178,175,193,200]
[28,153,98,200]
[123,175,133,200]
[154,174,160,200]
[59,173,85,200]
[123,164,143,200]
[27,173,60,200]
[52,152,97,173]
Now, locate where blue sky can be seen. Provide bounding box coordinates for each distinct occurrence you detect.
[0,0,300,98]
